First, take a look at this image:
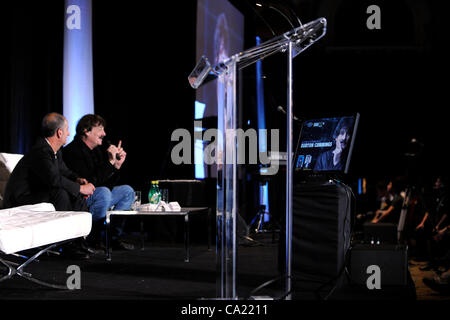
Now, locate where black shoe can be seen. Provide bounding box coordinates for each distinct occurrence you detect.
[112,240,135,251]
[60,243,90,260]
[80,240,104,255]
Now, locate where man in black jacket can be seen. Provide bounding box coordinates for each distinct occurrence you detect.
[4,113,96,259]
[62,114,134,249]
[4,113,95,210]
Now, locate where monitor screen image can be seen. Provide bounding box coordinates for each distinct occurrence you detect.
[294,113,360,174]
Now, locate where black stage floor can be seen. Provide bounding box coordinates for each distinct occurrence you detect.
[1,233,447,317]
[0,234,282,300]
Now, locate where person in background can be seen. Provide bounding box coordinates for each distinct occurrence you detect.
[370,179,404,224]
[419,176,449,271]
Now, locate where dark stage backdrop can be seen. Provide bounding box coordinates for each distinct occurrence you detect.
[1,2,64,155]
[90,1,197,192]
[1,1,198,194]
[234,0,449,186]
[1,0,448,199]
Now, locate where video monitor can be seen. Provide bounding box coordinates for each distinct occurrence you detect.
[294,113,360,175]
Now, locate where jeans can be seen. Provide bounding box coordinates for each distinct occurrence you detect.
[86,185,134,241]
[86,185,134,222]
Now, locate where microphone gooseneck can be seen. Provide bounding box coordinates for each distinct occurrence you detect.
[277,105,300,122]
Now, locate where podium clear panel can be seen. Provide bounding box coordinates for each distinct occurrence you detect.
[216,56,238,299]
[189,17,327,300]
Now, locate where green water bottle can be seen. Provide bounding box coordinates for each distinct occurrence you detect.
[148,180,161,204]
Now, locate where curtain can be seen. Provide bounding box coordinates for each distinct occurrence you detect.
[0,1,64,154]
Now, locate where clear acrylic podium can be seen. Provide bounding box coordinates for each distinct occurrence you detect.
[188,17,327,299]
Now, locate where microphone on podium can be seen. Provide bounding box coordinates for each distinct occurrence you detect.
[277,106,301,122]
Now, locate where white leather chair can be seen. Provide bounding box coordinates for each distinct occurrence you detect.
[0,153,92,289]
[0,203,92,288]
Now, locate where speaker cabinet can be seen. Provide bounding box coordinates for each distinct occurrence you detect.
[291,182,352,286]
[350,244,408,286]
[363,222,397,244]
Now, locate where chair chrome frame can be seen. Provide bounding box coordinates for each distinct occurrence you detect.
[0,239,73,290]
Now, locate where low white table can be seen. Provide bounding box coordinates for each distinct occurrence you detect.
[105,207,211,262]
